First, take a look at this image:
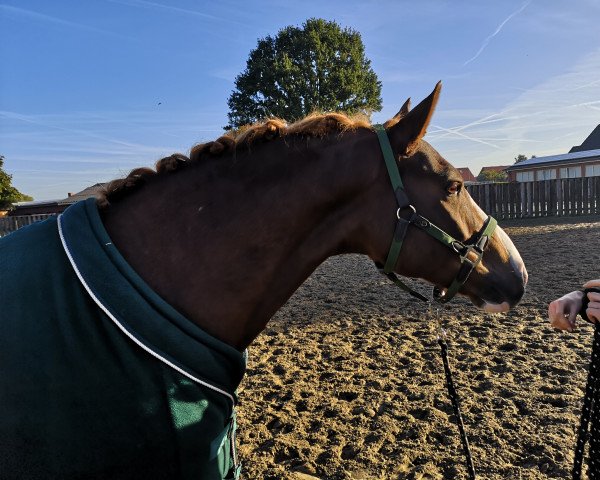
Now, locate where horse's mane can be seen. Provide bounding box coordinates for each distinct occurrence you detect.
[97,111,380,208]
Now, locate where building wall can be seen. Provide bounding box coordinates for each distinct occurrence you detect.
[508,160,600,182]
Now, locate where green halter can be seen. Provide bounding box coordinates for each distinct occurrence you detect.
[373,124,498,304]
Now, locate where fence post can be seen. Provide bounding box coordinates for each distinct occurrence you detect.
[510,182,517,219]
[567,179,573,216]
[541,181,547,217]
[583,178,589,215]
[531,182,540,217]
[573,178,578,216]
[534,181,540,217]
[541,181,545,217]
[557,179,563,216]
[548,180,552,216]
[592,177,600,214]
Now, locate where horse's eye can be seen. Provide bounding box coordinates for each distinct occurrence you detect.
[446,181,462,195]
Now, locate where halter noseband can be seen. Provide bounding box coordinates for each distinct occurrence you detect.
[373,124,497,304]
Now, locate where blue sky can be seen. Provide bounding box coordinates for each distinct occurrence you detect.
[1,0,599,200]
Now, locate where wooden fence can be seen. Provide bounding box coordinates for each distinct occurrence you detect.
[466,178,600,220]
[0,214,56,237]
[0,179,598,236]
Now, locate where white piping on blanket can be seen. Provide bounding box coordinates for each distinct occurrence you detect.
[57,215,235,406]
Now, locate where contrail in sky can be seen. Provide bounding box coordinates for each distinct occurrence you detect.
[431,124,501,149]
[0,110,164,151]
[0,4,132,40]
[463,0,532,67]
[105,0,247,27]
[105,0,219,21]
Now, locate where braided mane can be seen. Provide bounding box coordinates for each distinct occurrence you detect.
[97,112,374,208]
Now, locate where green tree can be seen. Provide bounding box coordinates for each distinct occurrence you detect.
[514,154,528,164]
[0,155,33,210]
[477,170,508,182]
[227,18,382,128]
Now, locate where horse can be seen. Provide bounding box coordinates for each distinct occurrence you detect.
[0,83,527,479]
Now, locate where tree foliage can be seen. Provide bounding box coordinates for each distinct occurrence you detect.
[476,169,508,182]
[227,18,382,128]
[0,155,33,210]
[514,154,528,164]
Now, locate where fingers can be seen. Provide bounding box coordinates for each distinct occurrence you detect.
[568,307,578,327]
[587,292,600,302]
[587,308,600,323]
[548,288,600,331]
[584,292,600,324]
[549,313,574,331]
[583,279,600,289]
[548,299,576,331]
[548,291,584,331]
[587,297,600,323]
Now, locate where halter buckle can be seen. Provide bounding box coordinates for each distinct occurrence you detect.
[459,244,484,268]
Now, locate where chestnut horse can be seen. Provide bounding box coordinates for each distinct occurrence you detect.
[0,83,527,479]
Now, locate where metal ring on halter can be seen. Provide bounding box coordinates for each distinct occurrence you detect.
[451,241,465,254]
[396,204,416,220]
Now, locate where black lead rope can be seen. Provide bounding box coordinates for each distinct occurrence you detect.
[435,316,477,480]
[373,124,479,477]
[573,323,600,480]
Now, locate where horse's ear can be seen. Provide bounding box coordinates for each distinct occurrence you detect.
[389,81,441,156]
[393,98,411,119]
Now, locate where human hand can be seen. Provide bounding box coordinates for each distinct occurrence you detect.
[582,279,600,323]
[548,290,584,331]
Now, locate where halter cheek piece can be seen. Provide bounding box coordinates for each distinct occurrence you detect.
[373,124,498,304]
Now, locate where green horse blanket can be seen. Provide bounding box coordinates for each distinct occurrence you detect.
[0,199,246,479]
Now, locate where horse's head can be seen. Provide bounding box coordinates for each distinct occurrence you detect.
[370,83,527,312]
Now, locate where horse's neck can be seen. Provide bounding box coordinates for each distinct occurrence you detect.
[102,132,388,350]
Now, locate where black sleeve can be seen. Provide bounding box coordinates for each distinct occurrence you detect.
[579,287,600,322]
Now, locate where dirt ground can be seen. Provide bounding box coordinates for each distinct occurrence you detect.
[236,216,600,480]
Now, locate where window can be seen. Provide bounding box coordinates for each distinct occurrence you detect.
[516,171,534,182]
[560,166,582,178]
[585,164,600,177]
[536,169,556,180]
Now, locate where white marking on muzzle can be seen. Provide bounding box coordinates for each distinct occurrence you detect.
[495,227,528,283]
[467,194,527,283]
[483,301,510,313]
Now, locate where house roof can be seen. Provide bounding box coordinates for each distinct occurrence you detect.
[57,183,105,205]
[505,148,600,171]
[456,167,476,182]
[10,183,106,215]
[569,124,600,153]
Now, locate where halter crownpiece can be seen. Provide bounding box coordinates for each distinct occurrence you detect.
[373,124,497,304]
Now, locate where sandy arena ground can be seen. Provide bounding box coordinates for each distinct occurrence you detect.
[236,216,600,480]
